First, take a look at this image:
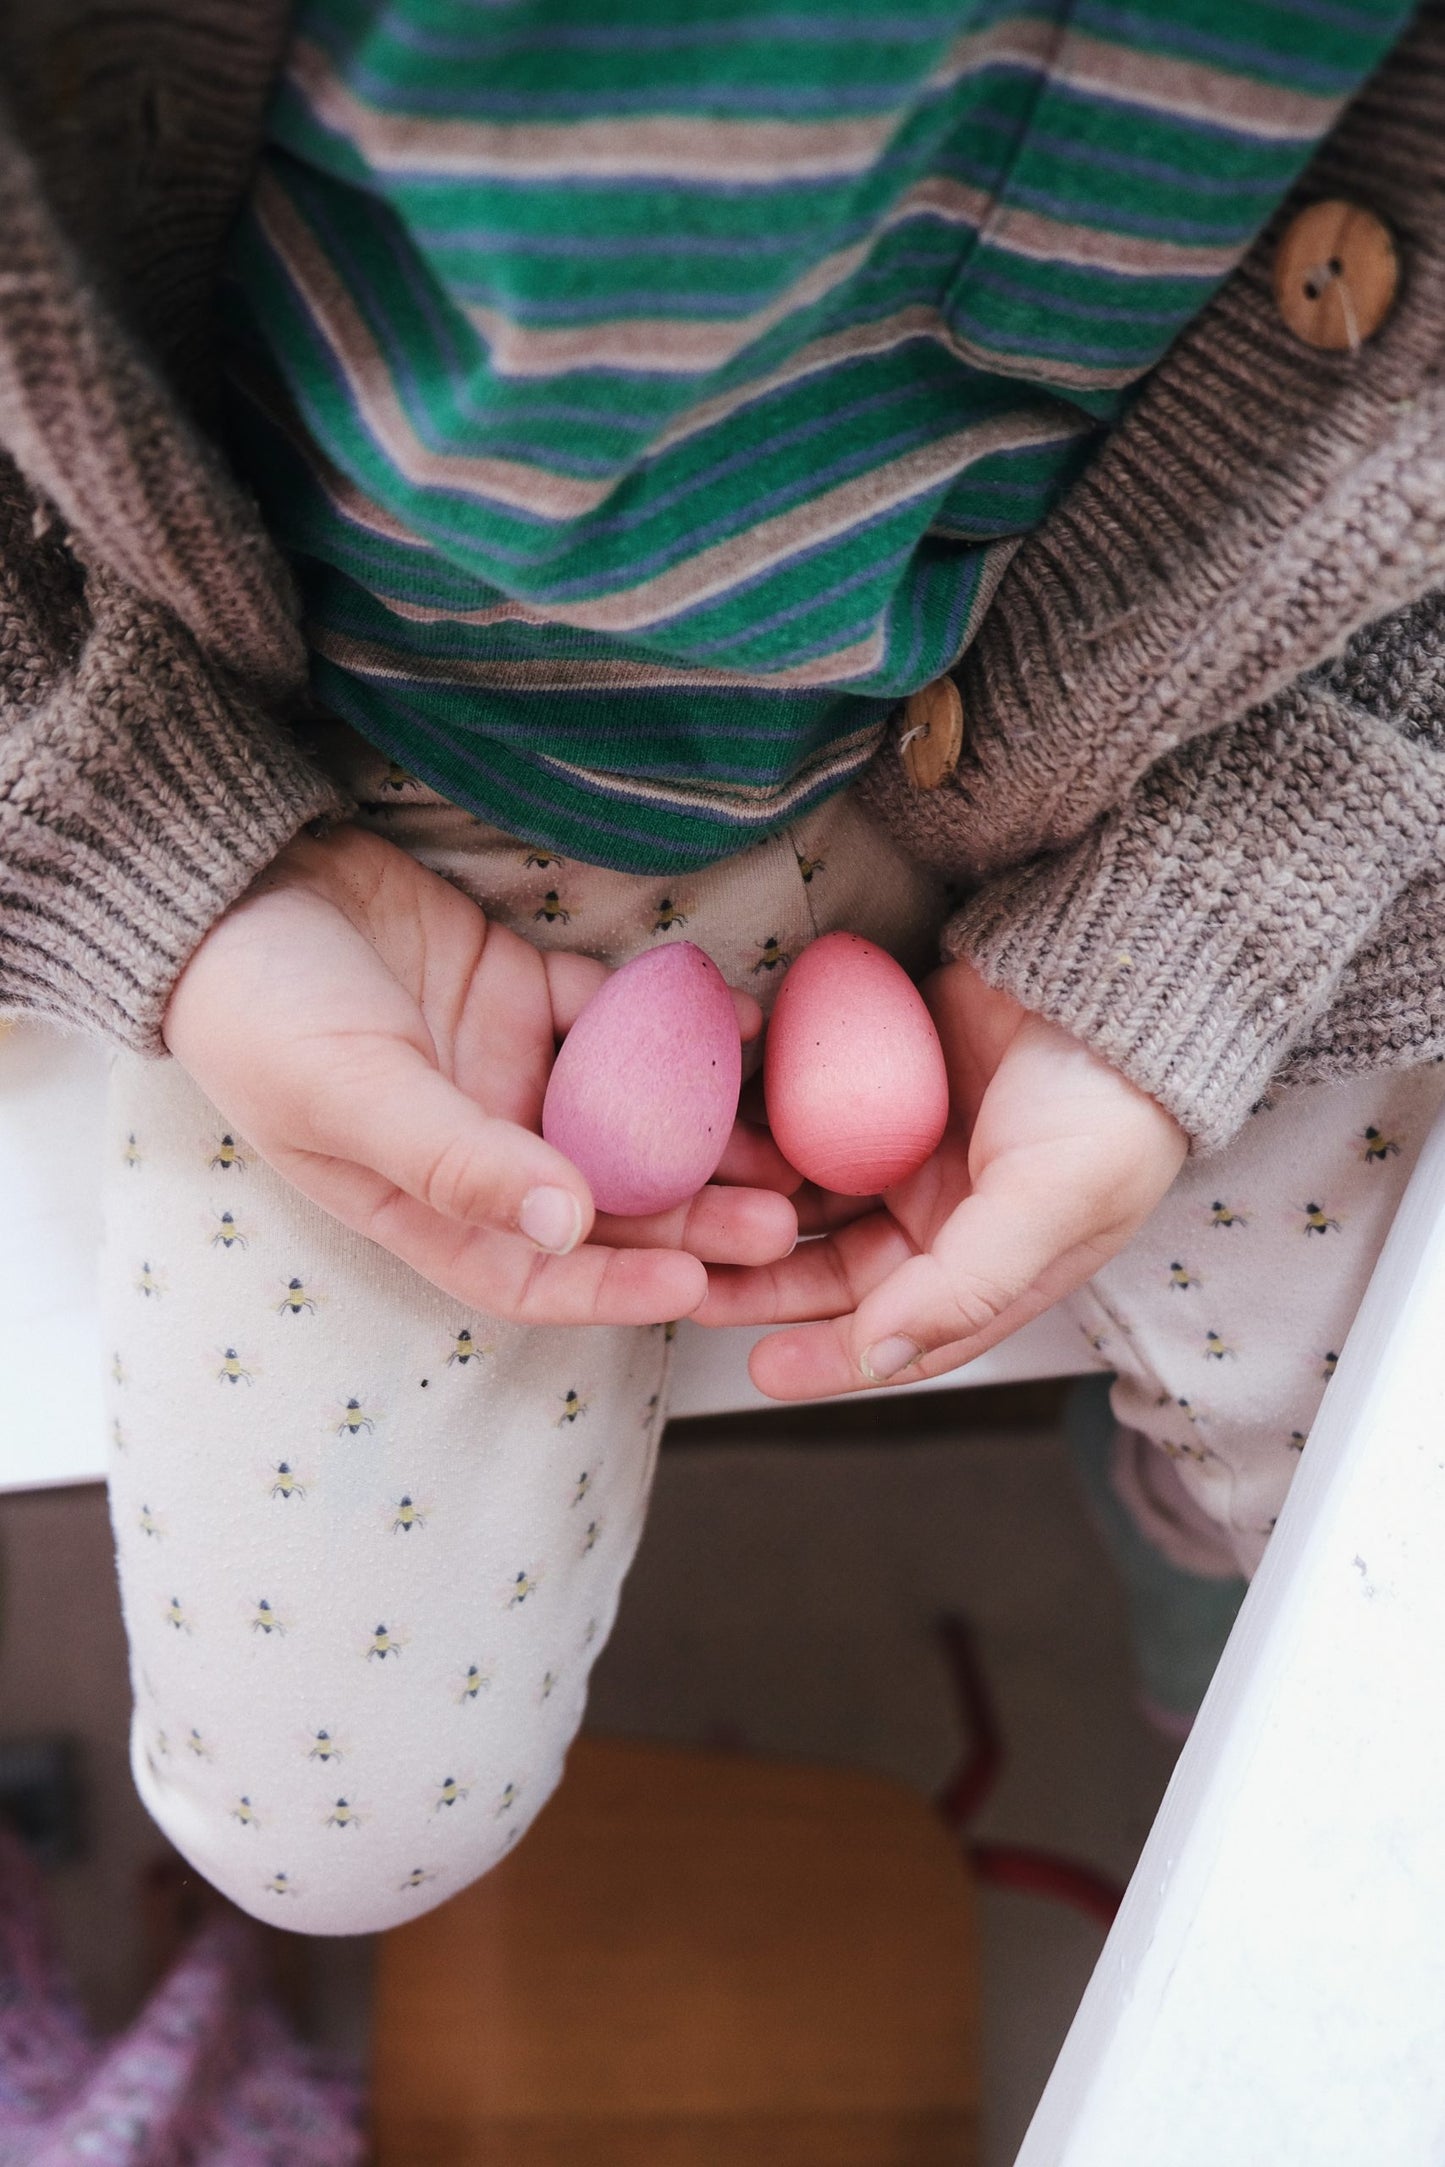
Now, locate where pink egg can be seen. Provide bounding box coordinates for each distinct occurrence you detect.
[542,942,741,1216]
[763,932,949,1194]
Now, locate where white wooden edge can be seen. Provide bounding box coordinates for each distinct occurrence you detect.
[1016,1092,1445,2167]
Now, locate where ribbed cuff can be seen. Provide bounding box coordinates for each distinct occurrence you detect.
[0,597,356,1055]
[939,684,1445,1156]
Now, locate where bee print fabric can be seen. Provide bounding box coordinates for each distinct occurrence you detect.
[1066,1060,1445,1580]
[98,719,949,1935]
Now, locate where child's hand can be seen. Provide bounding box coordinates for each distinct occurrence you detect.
[161,823,798,1326]
[693,957,1188,1394]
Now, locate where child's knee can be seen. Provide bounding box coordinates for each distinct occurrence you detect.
[130,1715,564,1936]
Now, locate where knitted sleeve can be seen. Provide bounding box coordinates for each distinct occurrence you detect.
[937,595,1445,1156]
[0,102,356,1056]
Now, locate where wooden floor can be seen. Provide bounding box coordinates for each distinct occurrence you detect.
[373,1736,980,2166]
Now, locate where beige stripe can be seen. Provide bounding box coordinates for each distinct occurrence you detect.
[1051,29,1341,140]
[341,409,1074,635]
[291,19,1334,193]
[457,172,1239,381]
[309,622,888,691]
[254,172,620,517]
[548,725,891,817]
[461,234,874,376]
[289,36,893,181]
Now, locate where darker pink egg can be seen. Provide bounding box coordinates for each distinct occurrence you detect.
[763,932,949,1195]
[542,942,741,1216]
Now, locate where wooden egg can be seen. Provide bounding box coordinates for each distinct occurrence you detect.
[763,932,949,1194]
[542,942,741,1216]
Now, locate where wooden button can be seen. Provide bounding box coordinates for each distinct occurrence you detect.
[1272,200,1399,351]
[899,675,964,790]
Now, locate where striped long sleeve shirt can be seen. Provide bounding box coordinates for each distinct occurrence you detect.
[220,0,1410,872]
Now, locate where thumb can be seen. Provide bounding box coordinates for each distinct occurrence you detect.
[301,1039,597,1256]
[850,1141,1160,1383]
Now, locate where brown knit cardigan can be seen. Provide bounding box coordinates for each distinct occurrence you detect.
[1,0,1443,1157]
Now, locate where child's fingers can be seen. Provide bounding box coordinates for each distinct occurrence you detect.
[746,1162,1135,1399]
[710,1118,802,1192]
[292,1040,600,1255]
[267,1141,709,1325]
[692,1209,912,1326]
[594,1182,797,1266]
[791,1183,882,1234]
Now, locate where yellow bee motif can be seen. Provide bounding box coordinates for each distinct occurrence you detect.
[134,1260,164,1300]
[572,1469,592,1507]
[211,1211,248,1251]
[123,1132,143,1171]
[642,1392,659,1430]
[276,1275,320,1317]
[163,1595,191,1634]
[434,1775,469,1811]
[269,1462,306,1501]
[391,1495,426,1533]
[652,896,688,932]
[336,1397,377,1436]
[308,1729,344,1763]
[1080,1327,1109,1357]
[523,849,561,869]
[582,1518,602,1555]
[1208,1201,1247,1228]
[663,1319,677,1344]
[534,889,572,925]
[1361,1125,1401,1163]
[539,1669,559,1702]
[208,1133,248,1173]
[753,934,788,973]
[1168,1261,1201,1290]
[111,1350,126,1387]
[1321,1350,1339,1380]
[216,1346,255,1387]
[795,854,826,884]
[1156,1392,1202,1428]
[1203,1329,1236,1361]
[112,1417,127,1454]
[154,1729,170,1760]
[495,1781,521,1816]
[582,1615,599,1647]
[381,761,417,793]
[137,1503,163,1539]
[1161,1436,1216,1468]
[325,1796,361,1829]
[399,1865,438,1892]
[460,1663,491,1703]
[1287,1430,1308,1453]
[232,1796,260,1828]
[251,1598,287,1636]
[366,1622,403,1660]
[263,1870,299,1898]
[1300,1201,1342,1236]
[506,1568,540,1608]
[557,1389,588,1425]
[186,1728,212,1759]
[447,1327,486,1367]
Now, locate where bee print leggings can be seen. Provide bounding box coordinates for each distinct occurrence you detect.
[98,719,951,1935]
[99,716,1445,1933]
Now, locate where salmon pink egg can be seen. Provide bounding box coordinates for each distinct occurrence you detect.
[542,942,741,1216]
[763,932,949,1195]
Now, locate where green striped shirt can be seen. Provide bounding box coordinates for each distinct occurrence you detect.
[221,0,1409,871]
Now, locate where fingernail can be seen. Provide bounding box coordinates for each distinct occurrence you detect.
[520,1185,583,1255]
[860,1334,921,1383]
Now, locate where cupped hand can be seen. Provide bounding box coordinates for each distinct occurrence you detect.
[161,822,798,1327]
[693,957,1189,1396]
